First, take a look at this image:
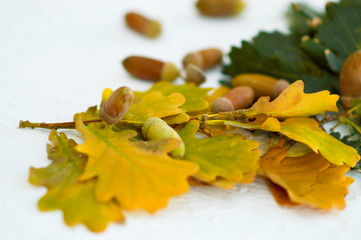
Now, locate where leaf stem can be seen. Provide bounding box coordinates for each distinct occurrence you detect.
[347,103,361,114]
[19,119,143,130]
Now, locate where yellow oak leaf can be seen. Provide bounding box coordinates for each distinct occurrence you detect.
[245,80,339,118]
[204,86,231,106]
[280,118,360,167]
[259,144,354,210]
[162,112,190,125]
[74,114,198,213]
[177,120,260,183]
[29,130,124,232]
[137,82,212,113]
[123,91,185,122]
[217,116,360,167]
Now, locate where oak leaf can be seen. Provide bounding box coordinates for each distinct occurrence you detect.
[162,112,190,125]
[29,130,124,232]
[221,116,360,167]
[259,144,354,210]
[177,120,260,184]
[245,80,339,118]
[123,91,185,122]
[137,82,212,113]
[280,118,360,167]
[74,114,198,213]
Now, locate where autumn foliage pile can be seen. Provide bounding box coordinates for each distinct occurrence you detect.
[26,80,359,232]
[21,0,361,233]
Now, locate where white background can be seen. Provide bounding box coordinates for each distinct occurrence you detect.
[1,0,361,239]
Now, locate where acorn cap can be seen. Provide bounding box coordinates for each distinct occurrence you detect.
[160,62,180,82]
[142,117,165,137]
[184,63,206,85]
[211,97,234,112]
[145,20,162,38]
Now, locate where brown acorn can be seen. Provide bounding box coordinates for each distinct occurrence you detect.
[122,56,179,82]
[223,86,255,110]
[99,87,134,124]
[272,80,290,99]
[184,64,206,85]
[125,12,161,38]
[182,48,223,70]
[196,0,245,17]
[340,50,361,108]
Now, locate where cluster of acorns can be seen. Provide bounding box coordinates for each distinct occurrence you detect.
[121,48,290,113]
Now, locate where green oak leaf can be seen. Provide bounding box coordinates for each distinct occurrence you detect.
[136,82,212,113]
[177,120,260,184]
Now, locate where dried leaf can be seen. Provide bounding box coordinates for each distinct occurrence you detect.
[29,130,124,232]
[124,91,185,122]
[137,82,212,113]
[177,120,260,183]
[74,114,198,213]
[259,145,354,210]
[245,80,339,118]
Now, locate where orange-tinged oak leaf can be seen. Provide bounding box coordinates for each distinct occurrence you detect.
[259,145,354,210]
[177,120,260,183]
[245,80,339,118]
[137,82,212,113]
[29,130,124,232]
[265,179,299,206]
[74,114,198,213]
[123,91,185,122]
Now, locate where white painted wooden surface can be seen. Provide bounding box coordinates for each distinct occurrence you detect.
[1,0,360,239]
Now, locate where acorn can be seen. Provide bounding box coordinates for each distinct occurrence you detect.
[125,12,161,38]
[232,74,278,98]
[122,56,179,82]
[142,118,185,158]
[182,48,223,70]
[184,63,206,85]
[272,80,290,99]
[99,87,134,124]
[196,0,245,17]
[223,86,255,110]
[340,50,361,108]
[211,86,255,112]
